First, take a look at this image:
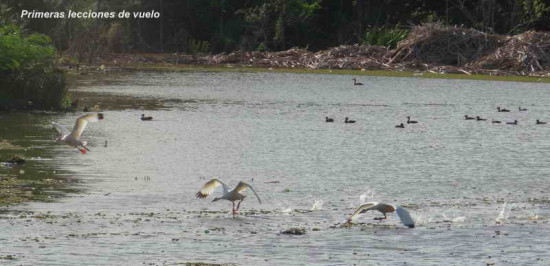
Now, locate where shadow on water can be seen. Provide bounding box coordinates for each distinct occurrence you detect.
[0,112,81,207]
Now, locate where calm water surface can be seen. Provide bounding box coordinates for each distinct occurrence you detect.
[1,71,549,265]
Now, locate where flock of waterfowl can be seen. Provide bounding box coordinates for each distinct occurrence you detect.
[464,106,546,125]
[325,116,356,123]
[326,79,548,129]
[393,117,419,128]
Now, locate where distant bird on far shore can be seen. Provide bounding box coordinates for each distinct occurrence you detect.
[407,116,418,124]
[196,179,262,217]
[325,117,334,122]
[497,107,510,112]
[476,116,486,121]
[464,115,475,120]
[347,202,415,228]
[345,117,356,123]
[519,107,527,111]
[141,114,153,121]
[352,78,363,86]
[536,119,546,125]
[396,123,405,128]
[506,120,518,125]
[52,113,104,154]
[492,119,501,124]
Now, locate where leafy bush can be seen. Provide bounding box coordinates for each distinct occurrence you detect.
[188,39,210,54]
[0,24,54,70]
[0,24,66,110]
[362,27,409,49]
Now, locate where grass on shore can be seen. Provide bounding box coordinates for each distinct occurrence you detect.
[106,63,550,83]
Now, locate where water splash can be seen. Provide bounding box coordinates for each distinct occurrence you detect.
[310,200,323,211]
[280,208,293,214]
[273,199,294,214]
[496,201,510,224]
[526,206,540,221]
[358,187,376,205]
[452,216,467,223]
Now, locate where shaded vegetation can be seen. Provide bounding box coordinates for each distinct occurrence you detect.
[2,0,549,55]
[362,26,409,49]
[0,24,67,110]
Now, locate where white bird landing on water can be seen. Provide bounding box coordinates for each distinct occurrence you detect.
[52,113,104,154]
[196,179,262,217]
[347,202,415,228]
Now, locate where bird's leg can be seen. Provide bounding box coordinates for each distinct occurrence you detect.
[236,200,243,212]
[232,202,236,217]
[374,213,388,221]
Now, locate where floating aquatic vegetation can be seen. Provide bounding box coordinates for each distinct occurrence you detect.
[280,227,306,235]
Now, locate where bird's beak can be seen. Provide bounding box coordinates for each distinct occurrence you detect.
[83,146,90,151]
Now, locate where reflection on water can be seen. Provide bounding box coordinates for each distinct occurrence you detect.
[1,71,550,265]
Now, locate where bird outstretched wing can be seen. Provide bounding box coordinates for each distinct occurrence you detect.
[348,202,377,221]
[395,206,415,228]
[233,181,262,204]
[52,122,70,138]
[69,113,104,140]
[196,179,229,198]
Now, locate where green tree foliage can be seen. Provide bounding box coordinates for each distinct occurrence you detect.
[0,24,66,110]
[2,0,549,54]
[0,24,54,70]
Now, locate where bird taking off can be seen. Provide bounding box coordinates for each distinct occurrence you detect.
[196,179,262,217]
[347,202,415,228]
[52,113,104,154]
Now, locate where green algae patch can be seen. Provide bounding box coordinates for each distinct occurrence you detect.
[0,140,23,150]
[0,174,71,206]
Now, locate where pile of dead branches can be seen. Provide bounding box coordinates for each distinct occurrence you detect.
[90,23,550,77]
[307,45,387,69]
[468,31,550,72]
[387,23,503,67]
[208,45,387,70]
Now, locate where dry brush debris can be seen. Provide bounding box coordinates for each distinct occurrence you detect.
[89,24,550,77]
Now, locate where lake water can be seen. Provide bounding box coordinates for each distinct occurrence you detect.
[1,71,549,265]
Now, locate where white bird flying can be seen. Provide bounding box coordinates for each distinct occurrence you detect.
[347,202,415,228]
[196,179,262,217]
[52,113,104,154]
